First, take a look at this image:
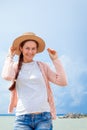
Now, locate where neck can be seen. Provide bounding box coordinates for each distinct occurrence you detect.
[23,58,33,63]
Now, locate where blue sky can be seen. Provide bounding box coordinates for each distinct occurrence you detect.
[0,0,87,114]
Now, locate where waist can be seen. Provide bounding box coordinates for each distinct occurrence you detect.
[16,112,51,117]
[30,112,42,114]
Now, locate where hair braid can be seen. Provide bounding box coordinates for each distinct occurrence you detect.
[9,53,23,91]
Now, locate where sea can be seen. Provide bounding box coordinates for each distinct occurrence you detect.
[0,113,65,116]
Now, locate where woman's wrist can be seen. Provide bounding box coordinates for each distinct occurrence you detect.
[52,58,60,63]
[7,53,14,58]
[51,56,58,61]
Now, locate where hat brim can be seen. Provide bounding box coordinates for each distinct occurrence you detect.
[12,35,45,55]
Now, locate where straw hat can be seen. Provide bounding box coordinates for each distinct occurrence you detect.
[12,32,45,55]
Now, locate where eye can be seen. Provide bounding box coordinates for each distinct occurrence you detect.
[32,47,37,50]
[26,47,29,50]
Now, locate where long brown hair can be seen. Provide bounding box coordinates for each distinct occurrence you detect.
[9,40,38,91]
[9,53,23,91]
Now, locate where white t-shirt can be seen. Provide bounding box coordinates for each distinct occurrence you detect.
[16,61,50,115]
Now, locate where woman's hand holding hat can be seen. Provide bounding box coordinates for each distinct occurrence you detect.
[47,48,58,60]
[8,46,16,57]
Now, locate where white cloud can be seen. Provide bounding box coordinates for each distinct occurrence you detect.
[60,55,87,106]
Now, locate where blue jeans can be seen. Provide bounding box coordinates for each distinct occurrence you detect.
[14,112,53,130]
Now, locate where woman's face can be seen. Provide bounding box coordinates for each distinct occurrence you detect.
[20,41,38,63]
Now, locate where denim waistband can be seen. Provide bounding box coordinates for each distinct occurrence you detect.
[16,112,51,118]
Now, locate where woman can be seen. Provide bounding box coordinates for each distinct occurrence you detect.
[1,32,67,130]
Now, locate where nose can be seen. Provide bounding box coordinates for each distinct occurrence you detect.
[29,49,33,54]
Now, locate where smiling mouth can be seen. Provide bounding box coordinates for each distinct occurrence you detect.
[27,54,33,57]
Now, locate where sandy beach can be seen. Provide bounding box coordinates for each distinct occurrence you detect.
[0,116,87,130]
[53,117,87,130]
